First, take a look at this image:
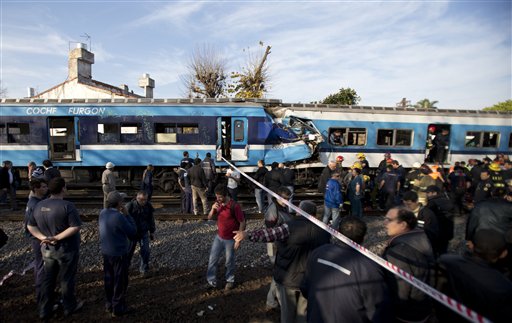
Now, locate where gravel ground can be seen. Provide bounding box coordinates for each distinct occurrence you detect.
[0,211,467,284]
[0,209,467,322]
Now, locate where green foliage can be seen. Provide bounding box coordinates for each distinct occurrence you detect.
[322,87,361,105]
[483,100,512,111]
[415,98,438,109]
[228,44,271,99]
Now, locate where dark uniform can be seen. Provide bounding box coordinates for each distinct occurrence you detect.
[473,177,493,204]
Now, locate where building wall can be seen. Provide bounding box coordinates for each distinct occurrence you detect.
[35,79,135,99]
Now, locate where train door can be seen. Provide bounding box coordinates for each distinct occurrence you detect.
[48,117,80,161]
[217,117,231,161]
[231,117,248,161]
[425,124,451,163]
[216,117,248,162]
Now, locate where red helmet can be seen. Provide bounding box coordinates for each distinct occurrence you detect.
[428,126,436,132]
[336,155,344,162]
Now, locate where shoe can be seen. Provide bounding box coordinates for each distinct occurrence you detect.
[111,308,134,318]
[206,281,217,290]
[64,299,84,317]
[224,282,235,291]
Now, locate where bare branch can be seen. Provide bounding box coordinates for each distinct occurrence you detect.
[183,44,227,98]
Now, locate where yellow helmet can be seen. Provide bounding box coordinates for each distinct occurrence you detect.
[351,161,362,170]
[356,152,366,159]
[489,162,501,172]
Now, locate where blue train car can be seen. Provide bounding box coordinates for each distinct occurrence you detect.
[0,98,313,170]
[273,104,512,168]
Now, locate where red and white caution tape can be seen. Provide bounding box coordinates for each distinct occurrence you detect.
[223,158,490,323]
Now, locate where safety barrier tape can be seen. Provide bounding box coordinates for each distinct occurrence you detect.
[0,261,34,286]
[223,158,490,323]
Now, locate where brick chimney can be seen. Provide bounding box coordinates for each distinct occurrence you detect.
[68,43,94,80]
[138,73,155,98]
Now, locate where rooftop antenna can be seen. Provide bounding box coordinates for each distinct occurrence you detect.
[80,33,91,51]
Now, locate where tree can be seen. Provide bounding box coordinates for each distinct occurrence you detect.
[183,44,227,98]
[0,81,7,98]
[322,87,360,105]
[483,100,512,111]
[228,44,271,98]
[415,98,438,109]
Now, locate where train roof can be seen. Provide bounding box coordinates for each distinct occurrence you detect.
[0,97,280,106]
[276,102,512,117]
[1,98,510,117]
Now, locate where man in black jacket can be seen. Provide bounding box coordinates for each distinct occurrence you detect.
[253,160,268,213]
[0,160,21,210]
[234,200,330,323]
[425,185,454,256]
[279,162,295,213]
[402,190,440,255]
[383,207,435,322]
[438,229,512,323]
[126,191,156,278]
[317,160,338,193]
[188,158,209,216]
[301,216,393,323]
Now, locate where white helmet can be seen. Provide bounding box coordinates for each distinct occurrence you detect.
[106,162,115,169]
[412,162,422,169]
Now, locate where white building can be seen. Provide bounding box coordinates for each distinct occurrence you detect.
[31,43,154,99]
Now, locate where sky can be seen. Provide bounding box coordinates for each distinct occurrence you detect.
[1,0,511,109]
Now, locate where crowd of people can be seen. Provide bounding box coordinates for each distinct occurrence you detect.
[1,151,512,322]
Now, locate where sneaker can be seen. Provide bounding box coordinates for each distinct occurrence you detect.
[64,299,84,317]
[224,282,235,291]
[206,281,217,290]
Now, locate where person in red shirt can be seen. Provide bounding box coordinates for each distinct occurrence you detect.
[206,184,246,290]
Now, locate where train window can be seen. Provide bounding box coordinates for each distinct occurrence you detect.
[377,129,413,146]
[347,128,366,146]
[0,124,6,143]
[176,123,199,134]
[155,123,177,143]
[7,123,30,143]
[328,128,346,146]
[98,123,119,143]
[395,130,413,146]
[377,129,393,146]
[482,132,499,148]
[465,131,499,148]
[120,123,142,143]
[233,120,244,142]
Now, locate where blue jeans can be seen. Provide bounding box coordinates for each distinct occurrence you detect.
[128,233,150,273]
[206,235,236,284]
[255,188,266,213]
[323,206,341,229]
[39,245,79,318]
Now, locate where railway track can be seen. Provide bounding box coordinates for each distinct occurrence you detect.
[0,187,344,221]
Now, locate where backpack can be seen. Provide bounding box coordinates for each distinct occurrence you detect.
[230,201,244,226]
